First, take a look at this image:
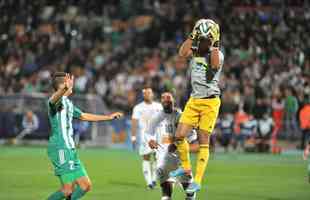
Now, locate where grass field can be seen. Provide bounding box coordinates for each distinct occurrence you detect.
[0,146,309,200]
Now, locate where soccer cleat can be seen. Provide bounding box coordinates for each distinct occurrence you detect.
[152,181,157,188]
[169,167,187,178]
[186,182,201,193]
[147,183,155,190]
[185,192,196,200]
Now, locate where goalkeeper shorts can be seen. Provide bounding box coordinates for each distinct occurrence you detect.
[180,97,220,133]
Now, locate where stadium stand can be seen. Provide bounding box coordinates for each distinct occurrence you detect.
[0,0,309,149]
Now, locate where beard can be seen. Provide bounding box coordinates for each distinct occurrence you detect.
[163,102,173,113]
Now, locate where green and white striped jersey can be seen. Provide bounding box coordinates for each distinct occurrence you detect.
[47,96,82,149]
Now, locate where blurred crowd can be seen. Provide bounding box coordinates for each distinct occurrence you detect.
[0,0,310,146]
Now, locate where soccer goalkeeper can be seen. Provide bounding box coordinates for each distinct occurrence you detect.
[169,19,224,193]
[47,72,123,200]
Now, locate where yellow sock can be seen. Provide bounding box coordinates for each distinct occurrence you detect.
[194,144,209,185]
[176,139,191,170]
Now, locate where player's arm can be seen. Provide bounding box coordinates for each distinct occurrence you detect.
[209,24,221,70]
[146,113,163,149]
[49,74,73,105]
[71,102,123,121]
[79,112,123,122]
[178,38,194,58]
[210,47,221,69]
[178,22,203,59]
[131,106,141,143]
[131,118,138,143]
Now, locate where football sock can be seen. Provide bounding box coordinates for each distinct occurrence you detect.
[176,139,191,171]
[194,144,210,185]
[71,185,86,200]
[47,191,65,200]
[142,160,152,185]
[151,160,157,183]
[161,181,172,197]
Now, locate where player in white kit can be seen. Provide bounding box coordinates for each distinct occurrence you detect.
[146,92,197,200]
[131,87,163,189]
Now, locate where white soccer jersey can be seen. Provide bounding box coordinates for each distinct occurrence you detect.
[145,109,197,184]
[146,109,197,153]
[132,101,163,149]
[146,109,180,151]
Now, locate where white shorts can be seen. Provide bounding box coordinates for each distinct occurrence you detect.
[156,151,193,184]
[139,141,155,156]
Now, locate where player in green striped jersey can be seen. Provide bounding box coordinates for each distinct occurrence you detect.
[47,72,123,200]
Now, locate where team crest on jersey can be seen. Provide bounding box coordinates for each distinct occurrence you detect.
[193,57,208,73]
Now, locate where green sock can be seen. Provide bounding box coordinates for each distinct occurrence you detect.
[47,191,65,200]
[71,185,86,200]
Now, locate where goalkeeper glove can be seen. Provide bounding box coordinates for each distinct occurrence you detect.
[209,23,220,47]
[189,27,201,41]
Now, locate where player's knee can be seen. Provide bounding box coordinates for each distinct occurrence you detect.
[198,131,210,144]
[175,123,191,140]
[85,183,92,192]
[81,180,92,192]
[61,186,73,197]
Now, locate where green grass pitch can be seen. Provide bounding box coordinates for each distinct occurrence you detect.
[0,146,309,200]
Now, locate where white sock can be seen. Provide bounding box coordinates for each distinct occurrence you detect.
[142,160,152,185]
[151,160,157,183]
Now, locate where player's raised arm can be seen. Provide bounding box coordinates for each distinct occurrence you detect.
[79,112,123,122]
[178,38,194,58]
[49,73,73,105]
[209,23,221,70]
[178,21,203,59]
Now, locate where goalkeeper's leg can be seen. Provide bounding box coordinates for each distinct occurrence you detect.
[175,123,194,172]
[193,132,210,186]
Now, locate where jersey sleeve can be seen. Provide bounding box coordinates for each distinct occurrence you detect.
[144,112,164,143]
[73,105,83,118]
[132,105,140,119]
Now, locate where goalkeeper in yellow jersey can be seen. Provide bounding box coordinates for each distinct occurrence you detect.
[169,19,224,193]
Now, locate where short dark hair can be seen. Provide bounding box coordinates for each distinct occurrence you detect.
[52,72,67,90]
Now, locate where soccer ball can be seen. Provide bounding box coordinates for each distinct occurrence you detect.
[194,19,217,37]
